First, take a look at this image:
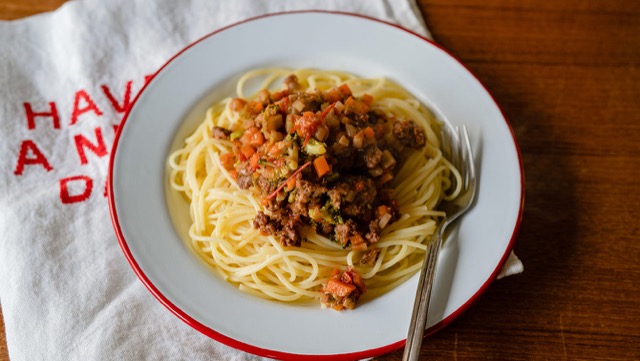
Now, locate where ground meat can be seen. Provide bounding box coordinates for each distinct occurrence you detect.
[255,175,277,195]
[359,248,381,266]
[317,221,334,236]
[334,219,357,245]
[236,169,253,189]
[327,183,349,209]
[281,221,301,247]
[284,74,301,91]
[365,220,382,244]
[211,126,231,140]
[290,179,326,215]
[392,120,426,149]
[253,211,277,235]
[342,176,376,218]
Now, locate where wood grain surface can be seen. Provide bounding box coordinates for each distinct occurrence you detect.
[1,0,639,360]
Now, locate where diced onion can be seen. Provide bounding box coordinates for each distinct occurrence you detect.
[338,135,350,146]
[378,213,392,229]
[353,132,364,149]
[285,114,295,133]
[369,167,383,177]
[380,150,396,169]
[293,99,305,113]
[345,124,357,137]
[315,125,329,142]
[266,114,283,132]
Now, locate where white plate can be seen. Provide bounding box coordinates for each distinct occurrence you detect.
[109,11,523,360]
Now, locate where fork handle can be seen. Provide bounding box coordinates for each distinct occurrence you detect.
[402,232,443,361]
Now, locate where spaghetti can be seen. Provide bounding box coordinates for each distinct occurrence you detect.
[168,68,460,309]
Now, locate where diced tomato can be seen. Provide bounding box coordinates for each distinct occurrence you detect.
[296,111,319,139]
[275,96,290,112]
[268,143,283,158]
[347,267,366,292]
[325,279,356,298]
[313,155,331,178]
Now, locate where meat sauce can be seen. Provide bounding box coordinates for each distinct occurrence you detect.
[214,75,427,309]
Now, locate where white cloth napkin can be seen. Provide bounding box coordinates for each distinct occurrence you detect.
[0,1,523,360]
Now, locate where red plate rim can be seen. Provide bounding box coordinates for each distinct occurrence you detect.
[108,10,525,361]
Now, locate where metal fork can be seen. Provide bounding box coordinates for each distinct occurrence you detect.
[402,125,477,361]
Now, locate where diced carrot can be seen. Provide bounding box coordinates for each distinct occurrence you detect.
[260,196,270,206]
[250,131,265,147]
[330,268,341,279]
[247,100,263,114]
[228,170,238,179]
[272,89,289,101]
[229,98,247,111]
[313,155,331,178]
[241,144,255,158]
[324,88,342,103]
[220,153,235,170]
[344,96,368,114]
[249,152,260,169]
[325,279,356,298]
[286,175,297,190]
[377,205,388,217]
[240,129,253,145]
[361,93,374,106]
[363,126,375,139]
[349,234,367,251]
[338,83,352,97]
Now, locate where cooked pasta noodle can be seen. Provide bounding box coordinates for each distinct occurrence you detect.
[168,68,460,304]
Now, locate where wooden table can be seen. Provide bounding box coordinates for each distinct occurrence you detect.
[1,0,639,360]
